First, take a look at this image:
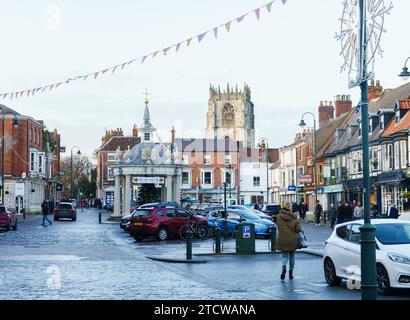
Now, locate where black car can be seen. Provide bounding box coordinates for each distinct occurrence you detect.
[54,202,77,221]
[261,204,281,220]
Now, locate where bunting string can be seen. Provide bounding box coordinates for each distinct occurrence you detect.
[0,0,288,100]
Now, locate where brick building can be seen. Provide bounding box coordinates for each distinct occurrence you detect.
[0,105,62,213]
[96,127,140,206]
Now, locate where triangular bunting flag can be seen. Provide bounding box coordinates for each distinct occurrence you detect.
[266,1,274,12]
[127,59,136,66]
[3,93,8,99]
[176,43,182,52]
[121,63,127,70]
[213,27,218,39]
[236,14,247,23]
[49,84,55,91]
[225,21,232,32]
[26,90,31,97]
[55,82,62,89]
[163,47,172,55]
[186,38,192,47]
[141,56,147,64]
[102,68,110,74]
[112,65,119,73]
[282,0,287,4]
[255,8,261,20]
[152,51,160,57]
[93,72,100,80]
[197,32,207,43]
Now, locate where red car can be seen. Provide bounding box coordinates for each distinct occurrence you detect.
[0,205,17,231]
[128,207,207,241]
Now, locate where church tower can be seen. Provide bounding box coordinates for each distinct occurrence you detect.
[206,83,255,148]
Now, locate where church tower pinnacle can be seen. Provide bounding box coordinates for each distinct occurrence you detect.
[139,90,155,143]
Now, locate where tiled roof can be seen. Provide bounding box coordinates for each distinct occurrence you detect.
[381,111,410,137]
[98,136,140,152]
[240,148,279,163]
[400,100,410,109]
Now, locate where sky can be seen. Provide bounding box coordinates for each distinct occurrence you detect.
[1,0,409,163]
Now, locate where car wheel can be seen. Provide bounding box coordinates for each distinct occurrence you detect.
[196,225,208,239]
[5,223,10,231]
[157,227,169,241]
[12,221,17,231]
[324,258,342,286]
[72,217,77,221]
[377,263,392,295]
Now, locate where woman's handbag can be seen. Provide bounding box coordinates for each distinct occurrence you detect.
[297,231,308,249]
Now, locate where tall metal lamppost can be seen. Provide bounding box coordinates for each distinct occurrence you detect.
[399,57,410,81]
[70,146,81,200]
[0,105,19,204]
[258,138,270,204]
[336,0,392,300]
[298,113,317,210]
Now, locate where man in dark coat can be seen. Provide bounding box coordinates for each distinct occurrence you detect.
[336,202,345,224]
[327,203,337,229]
[344,202,353,221]
[299,201,307,220]
[315,200,323,226]
[41,200,52,227]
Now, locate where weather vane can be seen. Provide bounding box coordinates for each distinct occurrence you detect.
[336,0,393,88]
[142,89,151,104]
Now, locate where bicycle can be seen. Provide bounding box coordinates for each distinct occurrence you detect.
[208,220,235,239]
[179,214,209,241]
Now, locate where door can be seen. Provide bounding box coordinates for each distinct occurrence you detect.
[331,225,352,278]
[344,224,362,282]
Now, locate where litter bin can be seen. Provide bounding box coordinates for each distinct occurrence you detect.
[236,223,255,254]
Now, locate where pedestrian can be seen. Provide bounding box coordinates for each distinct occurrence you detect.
[387,204,399,219]
[41,200,52,227]
[299,201,307,221]
[315,200,323,226]
[327,203,337,229]
[336,201,346,224]
[48,199,54,215]
[253,203,260,211]
[370,203,378,218]
[344,202,353,222]
[353,201,364,220]
[276,202,301,280]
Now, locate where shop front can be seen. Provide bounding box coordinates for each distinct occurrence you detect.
[375,170,407,214]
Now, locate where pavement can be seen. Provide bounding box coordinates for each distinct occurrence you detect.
[0,209,408,300]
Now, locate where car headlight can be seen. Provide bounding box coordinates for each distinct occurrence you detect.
[388,253,410,265]
[254,223,264,227]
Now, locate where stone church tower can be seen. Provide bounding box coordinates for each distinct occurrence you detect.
[206,84,255,148]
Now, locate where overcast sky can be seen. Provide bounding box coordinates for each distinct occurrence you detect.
[1,0,408,162]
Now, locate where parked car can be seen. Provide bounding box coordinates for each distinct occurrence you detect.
[261,204,281,220]
[323,219,410,295]
[120,213,132,231]
[229,205,273,221]
[54,202,77,221]
[0,205,17,231]
[128,207,207,241]
[206,209,275,238]
[181,198,200,208]
[68,199,78,208]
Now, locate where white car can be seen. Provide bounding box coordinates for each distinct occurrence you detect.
[323,219,410,295]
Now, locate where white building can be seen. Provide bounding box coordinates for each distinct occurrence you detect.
[272,144,297,205]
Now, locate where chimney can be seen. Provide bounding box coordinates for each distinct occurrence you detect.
[171,126,176,144]
[101,127,124,145]
[318,100,335,127]
[132,124,138,137]
[335,94,352,117]
[368,80,383,102]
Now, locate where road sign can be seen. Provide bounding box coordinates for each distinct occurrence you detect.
[242,225,251,239]
[288,185,297,192]
[15,183,25,196]
[60,146,66,153]
[21,172,26,179]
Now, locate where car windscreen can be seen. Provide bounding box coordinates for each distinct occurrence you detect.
[265,205,280,212]
[238,211,261,220]
[58,204,73,209]
[0,206,6,213]
[376,223,410,245]
[133,210,152,217]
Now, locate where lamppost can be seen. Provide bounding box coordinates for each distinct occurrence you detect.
[298,113,317,210]
[399,57,410,81]
[70,146,81,200]
[258,138,269,204]
[0,105,19,204]
[226,164,232,199]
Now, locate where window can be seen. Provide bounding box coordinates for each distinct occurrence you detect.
[401,140,407,169]
[224,155,232,165]
[253,176,261,187]
[394,141,400,170]
[107,167,114,180]
[144,133,150,141]
[156,210,165,217]
[30,153,35,171]
[166,209,176,218]
[227,212,241,220]
[38,155,43,173]
[107,153,116,162]
[336,225,350,240]
[349,225,361,243]
[182,155,189,165]
[204,155,211,165]
[30,127,33,142]
[388,144,394,170]
[176,209,189,218]
[201,171,213,185]
[105,191,114,205]
[182,172,190,185]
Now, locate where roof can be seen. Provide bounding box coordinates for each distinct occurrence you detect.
[240,148,279,163]
[176,138,241,152]
[400,100,410,109]
[381,110,410,138]
[368,81,410,112]
[98,136,140,152]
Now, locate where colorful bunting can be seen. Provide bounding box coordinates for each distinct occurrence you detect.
[0,0,287,100]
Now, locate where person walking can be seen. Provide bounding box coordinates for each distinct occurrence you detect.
[41,200,52,227]
[353,201,364,220]
[345,202,353,222]
[299,201,307,221]
[276,202,301,281]
[327,203,337,229]
[315,200,323,226]
[387,204,399,219]
[336,201,346,224]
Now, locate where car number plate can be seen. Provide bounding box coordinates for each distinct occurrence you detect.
[133,222,143,227]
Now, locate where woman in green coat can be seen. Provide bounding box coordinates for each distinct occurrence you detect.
[276,202,301,280]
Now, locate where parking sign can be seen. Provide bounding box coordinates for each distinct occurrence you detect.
[243,225,251,239]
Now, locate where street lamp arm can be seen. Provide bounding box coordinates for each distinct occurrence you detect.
[404,56,410,68]
[301,112,316,122]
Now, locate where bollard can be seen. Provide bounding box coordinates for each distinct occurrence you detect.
[214,228,222,254]
[186,229,193,260]
[99,212,102,224]
[270,226,277,252]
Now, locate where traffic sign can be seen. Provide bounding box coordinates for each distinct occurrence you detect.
[21,172,26,179]
[288,185,297,192]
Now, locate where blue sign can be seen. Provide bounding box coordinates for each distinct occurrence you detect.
[242,225,251,239]
[288,185,297,192]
